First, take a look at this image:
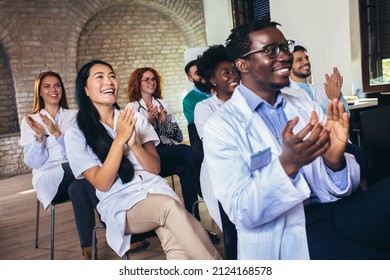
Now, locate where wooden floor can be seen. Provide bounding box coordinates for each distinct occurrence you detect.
[0,172,225,260]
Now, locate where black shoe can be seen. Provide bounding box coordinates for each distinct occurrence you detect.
[128,239,150,254]
[206,230,220,244]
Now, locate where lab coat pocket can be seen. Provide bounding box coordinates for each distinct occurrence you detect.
[250,147,271,172]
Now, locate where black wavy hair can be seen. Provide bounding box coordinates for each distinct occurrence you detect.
[225,16,280,62]
[196,44,232,89]
[75,60,134,184]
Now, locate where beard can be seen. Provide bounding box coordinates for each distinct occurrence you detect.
[194,80,211,93]
[292,68,311,80]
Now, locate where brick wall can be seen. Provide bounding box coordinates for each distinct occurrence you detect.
[0,45,18,134]
[0,0,206,178]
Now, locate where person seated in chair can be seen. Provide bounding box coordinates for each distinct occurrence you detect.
[281,45,350,116]
[194,44,239,231]
[65,60,222,259]
[183,60,212,125]
[20,71,99,260]
[203,18,390,260]
[125,67,220,244]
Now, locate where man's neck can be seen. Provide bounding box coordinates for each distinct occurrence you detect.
[241,80,278,105]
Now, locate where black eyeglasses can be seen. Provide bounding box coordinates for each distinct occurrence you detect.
[141,77,157,83]
[241,40,295,59]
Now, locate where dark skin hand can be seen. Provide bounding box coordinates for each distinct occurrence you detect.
[279,111,331,177]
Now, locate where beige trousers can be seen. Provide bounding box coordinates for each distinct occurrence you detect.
[125,194,221,260]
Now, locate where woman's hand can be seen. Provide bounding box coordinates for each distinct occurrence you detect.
[38,112,61,139]
[146,101,159,123]
[25,114,46,136]
[116,108,137,146]
[156,105,167,125]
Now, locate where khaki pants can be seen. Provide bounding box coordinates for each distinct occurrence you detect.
[125,194,221,260]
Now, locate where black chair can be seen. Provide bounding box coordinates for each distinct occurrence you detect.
[346,142,367,181]
[217,201,237,260]
[187,123,204,198]
[360,106,390,186]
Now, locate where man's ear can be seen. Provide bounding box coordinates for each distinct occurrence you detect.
[209,77,216,87]
[235,59,249,74]
[187,76,194,83]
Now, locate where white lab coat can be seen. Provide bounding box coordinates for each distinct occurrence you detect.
[194,95,226,231]
[203,86,360,260]
[65,110,181,257]
[281,79,350,115]
[20,108,77,210]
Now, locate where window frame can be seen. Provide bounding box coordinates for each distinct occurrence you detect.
[359,0,390,93]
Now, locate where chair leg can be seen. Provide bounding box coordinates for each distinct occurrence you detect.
[91,225,98,260]
[35,199,40,248]
[92,222,105,260]
[192,199,204,216]
[50,204,56,260]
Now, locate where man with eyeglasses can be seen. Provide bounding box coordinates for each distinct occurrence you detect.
[202,18,365,259]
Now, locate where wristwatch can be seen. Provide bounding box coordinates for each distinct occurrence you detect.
[33,134,48,142]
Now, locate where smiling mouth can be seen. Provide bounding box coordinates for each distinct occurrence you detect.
[101,89,114,94]
[274,67,290,73]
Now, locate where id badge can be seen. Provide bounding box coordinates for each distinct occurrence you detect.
[250,147,271,172]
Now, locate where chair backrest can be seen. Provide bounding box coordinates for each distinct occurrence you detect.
[217,201,237,260]
[360,106,390,186]
[345,142,367,181]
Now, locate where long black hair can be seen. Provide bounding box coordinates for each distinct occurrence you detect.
[75,60,134,183]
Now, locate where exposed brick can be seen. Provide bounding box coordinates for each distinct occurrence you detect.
[0,0,205,177]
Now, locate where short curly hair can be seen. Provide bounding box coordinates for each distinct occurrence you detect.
[196,45,232,89]
[225,17,280,62]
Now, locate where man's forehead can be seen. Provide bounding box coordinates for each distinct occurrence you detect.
[189,64,197,73]
[249,27,285,46]
[293,50,308,59]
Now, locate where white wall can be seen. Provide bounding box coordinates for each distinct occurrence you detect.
[271,0,361,96]
[203,0,362,96]
[203,0,234,45]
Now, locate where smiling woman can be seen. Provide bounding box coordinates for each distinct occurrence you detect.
[194,44,239,232]
[19,71,99,260]
[65,60,221,260]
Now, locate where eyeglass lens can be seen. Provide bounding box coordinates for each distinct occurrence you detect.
[266,40,294,59]
[142,77,157,83]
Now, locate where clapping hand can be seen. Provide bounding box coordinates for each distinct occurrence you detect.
[280,111,331,177]
[324,67,343,100]
[38,112,61,138]
[116,107,137,148]
[322,99,349,171]
[145,101,157,121]
[25,114,46,136]
[156,105,167,124]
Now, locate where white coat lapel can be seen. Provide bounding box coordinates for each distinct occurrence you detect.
[230,90,282,157]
